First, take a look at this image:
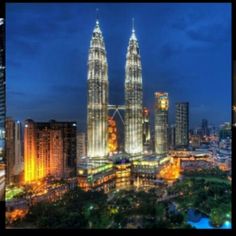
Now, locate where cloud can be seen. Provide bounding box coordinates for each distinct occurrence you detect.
[186,23,230,44]
[171,16,189,30]
[8,37,42,56]
[160,41,184,59]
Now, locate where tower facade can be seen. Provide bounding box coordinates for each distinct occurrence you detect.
[175,102,189,148]
[87,19,108,160]
[125,24,143,157]
[155,92,169,156]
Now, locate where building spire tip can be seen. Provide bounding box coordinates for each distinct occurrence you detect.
[132,18,135,33]
[96,8,99,24]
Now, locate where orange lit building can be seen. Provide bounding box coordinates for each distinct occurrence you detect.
[24,119,76,183]
[49,130,63,178]
[108,116,118,155]
[24,120,37,183]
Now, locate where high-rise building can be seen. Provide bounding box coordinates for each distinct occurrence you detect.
[77,132,87,164]
[143,108,151,153]
[5,118,23,184]
[108,116,118,155]
[168,124,176,150]
[24,119,37,183]
[0,18,5,163]
[175,102,189,149]
[201,119,209,136]
[219,122,231,141]
[87,18,108,160]
[154,92,169,156]
[24,119,76,183]
[125,22,143,157]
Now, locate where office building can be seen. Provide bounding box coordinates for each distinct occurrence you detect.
[155,92,169,156]
[175,102,189,149]
[24,119,76,183]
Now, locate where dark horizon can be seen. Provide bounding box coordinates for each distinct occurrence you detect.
[6,3,231,132]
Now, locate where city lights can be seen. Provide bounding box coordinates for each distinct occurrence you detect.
[4,4,232,229]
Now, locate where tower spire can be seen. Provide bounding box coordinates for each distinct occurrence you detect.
[130,17,137,41]
[96,8,99,25]
[132,17,135,33]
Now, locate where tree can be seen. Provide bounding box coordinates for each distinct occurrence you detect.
[210,208,225,227]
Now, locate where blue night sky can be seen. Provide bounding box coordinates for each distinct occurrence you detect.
[6,3,231,132]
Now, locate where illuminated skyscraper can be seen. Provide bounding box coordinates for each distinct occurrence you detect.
[143,108,151,153]
[0,18,5,163]
[24,119,37,182]
[6,118,24,184]
[125,21,143,157]
[24,119,76,183]
[175,102,189,148]
[155,92,169,156]
[87,18,108,160]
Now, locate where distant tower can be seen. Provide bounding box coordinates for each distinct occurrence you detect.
[143,108,151,153]
[87,17,109,160]
[175,102,189,149]
[125,19,143,157]
[201,119,209,136]
[155,92,169,156]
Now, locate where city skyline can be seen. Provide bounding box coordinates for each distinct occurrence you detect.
[6,3,231,131]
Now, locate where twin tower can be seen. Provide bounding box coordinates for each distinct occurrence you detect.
[87,19,143,160]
